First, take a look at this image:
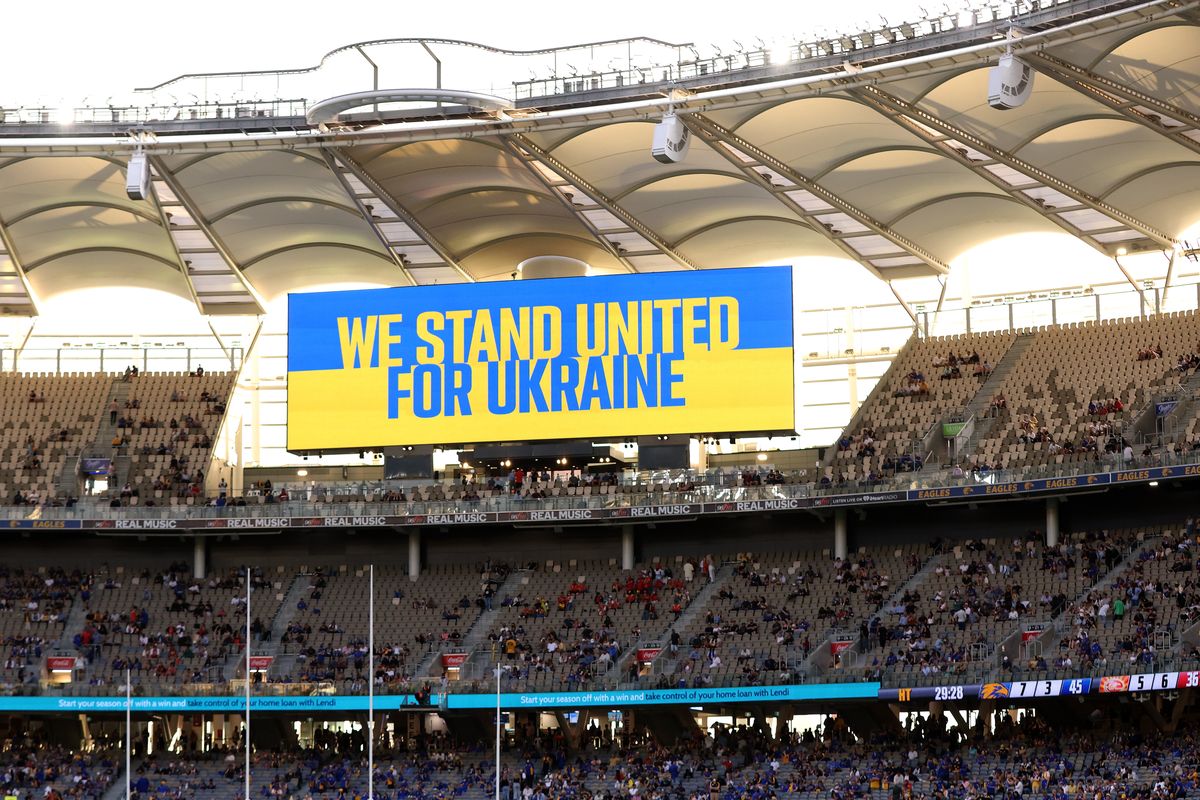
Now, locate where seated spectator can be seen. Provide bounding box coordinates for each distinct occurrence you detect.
[938,364,962,380]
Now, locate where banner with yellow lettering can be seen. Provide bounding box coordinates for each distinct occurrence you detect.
[286,267,795,450]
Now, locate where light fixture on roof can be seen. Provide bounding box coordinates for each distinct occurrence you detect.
[651,90,691,165]
[987,30,1034,110]
[124,128,153,201]
[125,148,150,201]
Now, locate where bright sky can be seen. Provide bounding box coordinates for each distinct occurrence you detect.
[2,0,933,106]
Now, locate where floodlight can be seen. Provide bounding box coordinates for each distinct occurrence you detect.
[125,151,151,200]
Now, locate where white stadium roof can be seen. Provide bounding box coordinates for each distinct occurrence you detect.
[0,0,1197,318]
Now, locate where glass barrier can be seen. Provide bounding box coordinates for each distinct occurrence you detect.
[1,101,309,127]
[11,445,1199,522]
[919,283,1200,339]
[0,346,242,375]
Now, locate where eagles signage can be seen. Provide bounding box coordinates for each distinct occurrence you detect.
[286,267,795,450]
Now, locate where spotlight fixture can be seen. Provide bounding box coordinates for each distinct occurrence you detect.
[125,149,151,200]
[651,91,691,164]
[987,32,1034,110]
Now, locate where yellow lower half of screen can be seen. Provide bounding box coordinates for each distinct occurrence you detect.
[287,348,794,449]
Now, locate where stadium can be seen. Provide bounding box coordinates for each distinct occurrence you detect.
[2,0,1200,797]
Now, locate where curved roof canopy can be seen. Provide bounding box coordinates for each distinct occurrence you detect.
[0,0,1197,315]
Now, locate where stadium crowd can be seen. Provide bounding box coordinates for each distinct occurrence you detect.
[24,707,1200,800]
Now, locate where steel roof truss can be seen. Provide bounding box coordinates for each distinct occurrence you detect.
[321,150,417,286]
[0,221,37,316]
[148,158,264,315]
[332,147,474,283]
[1025,51,1200,157]
[508,133,700,271]
[498,137,638,273]
[685,113,950,275]
[846,87,1167,256]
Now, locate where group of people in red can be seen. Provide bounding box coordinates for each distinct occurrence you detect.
[1087,397,1124,415]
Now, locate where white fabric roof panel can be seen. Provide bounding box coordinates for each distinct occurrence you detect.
[213,201,390,267]
[161,151,350,218]
[10,206,174,271]
[916,67,1115,153]
[1094,24,1200,112]
[534,122,745,196]
[728,97,940,178]
[0,1,1194,311]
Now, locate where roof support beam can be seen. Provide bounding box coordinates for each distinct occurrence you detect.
[22,247,182,271]
[206,196,362,224]
[1024,52,1200,158]
[1163,247,1179,307]
[7,200,162,226]
[333,147,474,283]
[497,136,637,273]
[0,218,38,316]
[1028,51,1200,131]
[149,156,266,314]
[685,113,951,275]
[682,122,888,279]
[850,85,1177,249]
[888,280,918,326]
[1112,252,1146,297]
[320,150,417,286]
[507,133,701,271]
[240,241,401,270]
[143,170,207,316]
[854,83,1171,247]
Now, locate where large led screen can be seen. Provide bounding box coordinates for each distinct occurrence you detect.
[287,267,794,450]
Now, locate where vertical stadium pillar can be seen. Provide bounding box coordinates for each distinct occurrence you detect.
[977,699,995,739]
[621,525,635,571]
[1046,498,1060,548]
[193,536,206,580]
[408,529,421,580]
[834,509,848,560]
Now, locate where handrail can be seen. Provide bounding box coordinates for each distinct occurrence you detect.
[7,445,1200,521]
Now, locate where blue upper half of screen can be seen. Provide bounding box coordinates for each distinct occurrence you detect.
[287,266,793,373]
